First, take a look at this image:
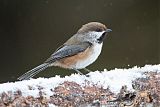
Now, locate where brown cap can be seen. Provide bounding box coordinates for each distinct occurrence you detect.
[77,22,107,34]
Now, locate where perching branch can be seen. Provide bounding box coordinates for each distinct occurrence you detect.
[0,65,160,106]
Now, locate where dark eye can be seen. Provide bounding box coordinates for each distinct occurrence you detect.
[96,28,102,32]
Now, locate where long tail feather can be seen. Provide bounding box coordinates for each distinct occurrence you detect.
[18,63,49,80]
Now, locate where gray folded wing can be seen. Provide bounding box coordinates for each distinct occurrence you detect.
[45,42,91,63]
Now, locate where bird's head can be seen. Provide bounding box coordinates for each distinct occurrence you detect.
[77,22,112,44]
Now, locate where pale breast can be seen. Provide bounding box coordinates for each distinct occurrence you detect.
[75,43,103,69]
[52,43,103,69]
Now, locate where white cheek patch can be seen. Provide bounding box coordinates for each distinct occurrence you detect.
[89,31,105,39]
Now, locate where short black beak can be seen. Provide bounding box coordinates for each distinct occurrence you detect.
[97,29,112,43]
[106,29,112,33]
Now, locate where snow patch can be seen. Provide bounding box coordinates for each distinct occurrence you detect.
[0,64,160,97]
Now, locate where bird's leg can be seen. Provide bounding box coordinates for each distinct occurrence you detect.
[73,69,83,75]
[83,68,92,72]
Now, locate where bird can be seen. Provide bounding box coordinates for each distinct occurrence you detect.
[18,22,112,80]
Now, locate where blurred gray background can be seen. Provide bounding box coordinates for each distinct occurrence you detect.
[0,0,159,82]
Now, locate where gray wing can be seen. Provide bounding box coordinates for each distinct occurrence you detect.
[45,42,91,63]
